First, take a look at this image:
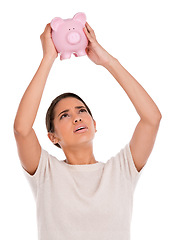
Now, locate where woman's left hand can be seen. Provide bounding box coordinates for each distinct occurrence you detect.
[83,22,112,67]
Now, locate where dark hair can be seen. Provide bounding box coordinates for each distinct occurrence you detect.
[46,92,94,148]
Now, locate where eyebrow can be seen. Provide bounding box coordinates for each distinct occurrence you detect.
[57,106,86,118]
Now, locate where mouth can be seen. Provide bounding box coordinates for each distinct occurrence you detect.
[74,127,88,134]
[74,125,88,133]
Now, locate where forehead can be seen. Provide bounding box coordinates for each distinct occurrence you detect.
[54,97,85,113]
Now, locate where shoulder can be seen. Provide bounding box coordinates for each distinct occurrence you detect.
[106,143,142,178]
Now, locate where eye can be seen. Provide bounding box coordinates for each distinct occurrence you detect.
[79,109,87,113]
[60,113,69,120]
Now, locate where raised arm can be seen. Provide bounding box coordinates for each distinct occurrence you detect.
[84,22,162,172]
[14,24,58,175]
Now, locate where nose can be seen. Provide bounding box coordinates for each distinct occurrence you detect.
[67,32,81,45]
[74,118,82,123]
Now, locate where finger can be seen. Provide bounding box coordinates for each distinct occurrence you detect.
[83,25,90,36]
[85,22,95,35]
[85,47,89,55]
[85,22,96,39]
[45,23,51,34]
[42,23,52,39]
[84,23,90,34]
[83,26,93,42]
[85,22,93,32]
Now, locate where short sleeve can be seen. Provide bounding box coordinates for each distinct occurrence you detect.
[22,147,49,199]
[119,142,144,191]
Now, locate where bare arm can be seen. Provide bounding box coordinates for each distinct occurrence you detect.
[104,57,162,171]
[84,22,162,172]
[14,24,58,175]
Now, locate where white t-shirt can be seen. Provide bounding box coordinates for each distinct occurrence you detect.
[23,142,143,240]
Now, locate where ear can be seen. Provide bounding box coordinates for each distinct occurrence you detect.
[73,12,86,25]
[93,119,97,132]
[47,132,59,145]
[50,17,64,31]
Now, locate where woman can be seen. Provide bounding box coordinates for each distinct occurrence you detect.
[14,22,162,240]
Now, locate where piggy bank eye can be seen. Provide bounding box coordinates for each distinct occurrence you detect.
[69,29,71,30]
[73,28,75,30]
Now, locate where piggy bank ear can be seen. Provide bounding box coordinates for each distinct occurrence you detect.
[50,17,64,31]
[73,12,86,25]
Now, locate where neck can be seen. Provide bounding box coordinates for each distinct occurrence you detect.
[62,143,97,165]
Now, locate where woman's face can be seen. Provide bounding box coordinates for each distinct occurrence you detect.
[49,97,97,149]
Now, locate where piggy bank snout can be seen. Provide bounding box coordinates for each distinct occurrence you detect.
[67,32,81,45]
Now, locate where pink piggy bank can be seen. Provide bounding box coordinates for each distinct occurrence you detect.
[50,12,88,60]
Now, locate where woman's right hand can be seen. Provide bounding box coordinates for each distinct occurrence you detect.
[40,23,58,61]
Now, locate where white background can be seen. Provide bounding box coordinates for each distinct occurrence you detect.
[0,0,170,239]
